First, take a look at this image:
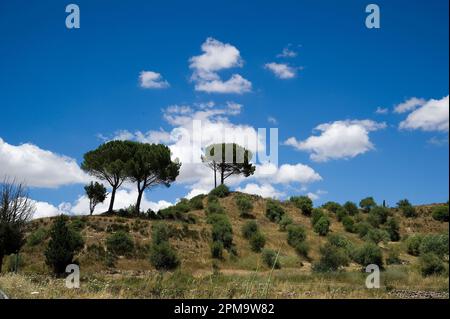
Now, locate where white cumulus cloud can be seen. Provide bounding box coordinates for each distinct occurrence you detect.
[0,138,89,188]
[393,97,426,114]
[284,120,386,162]
[264,62,297,79]
[236,183,284,199]
[139,71,170,89]
[399,95,449,132]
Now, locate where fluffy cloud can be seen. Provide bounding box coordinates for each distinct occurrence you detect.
[189,38,252,94]
[139,71,170,89]
[277,46,297,58]
[236,183,284,199]
[399,95,449,132]
[254,163,322,185]
[285,120,386,162]
[375,107,388,115]
[264,62,297,79]
[0,138,89,188]
[393,97,425,114]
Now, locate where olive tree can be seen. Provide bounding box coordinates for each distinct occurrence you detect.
[0,179,35,272]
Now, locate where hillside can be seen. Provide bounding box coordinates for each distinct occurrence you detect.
[0,192,448,299]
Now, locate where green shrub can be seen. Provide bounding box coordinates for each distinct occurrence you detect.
[174,199,191,213]
[352,243,383,268]
[287,225,306,247]
[206,201,225,215]
[265,200,285,222]
[70,217,87,231]
[211,219,233,249]
[211,241,224,259]
[419,234,449,259]
[262,249,280,269]
[343,201,359,216]
[432,205,449,222]
[152,223,170,245]
[364,228,390,244]
[189,194,205,210]
[367,206,389,227]
[313,216,330,236]
[335,207,347,222]
[342,216,355,233]
[405,234,424,256]
[355,222,372,238]
[241,221,258,240]
[386,247,401,265]
[27,228,48,246]
[311,208,325,226]
[278,215,293,231]
[106,231,134,256]
[359,197,376,213]
[45,215,84,275]
[149,241,180,270]
[206,213,229,225]
[290,196,313,216]
[385,217,400,241]
[294,241,310,257]
[322,201,341,214]
[397,199,417,218]
[236,194,254,217]
[327,234,351,249]
[5,254,24,272]
[313,243,349,272]
[419,253,446,276]
[249,232,266,252]
[209,184,230,198]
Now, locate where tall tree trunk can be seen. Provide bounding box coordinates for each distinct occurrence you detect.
[213,162,217,188]
[136,187,144,214]
[108,186,117,214]
[220,168,224,185]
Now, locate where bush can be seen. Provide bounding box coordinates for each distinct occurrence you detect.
[189,194,205,210]
[206,200,225,215]
[343,201,359,216]
[287,225,306,247]
[327,234,351,249]
[335,207,347,222]
[236,194,254,217]
[313,216,330,236]
[386,247,401,265]
[175,199,191,213]
[106,231,134,256]
[405,234,424,256]
[419,234,449,259]
[209,184,230,198]
[278,215,293,231]
[152,223,170,245]
[385,217,400,241]
[249,232,266,252]
[311,208,325,226]
[419,253,446,276]
[211,241,224,259]
[342,216,355,233]
[359,197,376,213]
[352,243,383,268]
[432,205,449,222]
[397,199,417,218]
[313,243,349,272]
[367,206,389,227]
[27,228,48,246]
[294,241,310,257]
[265,200,285,222]
[290,196,313,216]
[211,219,233,249]
[149,241,180,270]
[241,221,258,240]
[262,249,280,269]
[45,215,84,275]
[322,201,341,214]
[70,217,87,232]
[355,222,372,238]
[364,228,390,244]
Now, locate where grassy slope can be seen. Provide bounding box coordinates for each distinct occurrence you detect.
[0,193,448,299]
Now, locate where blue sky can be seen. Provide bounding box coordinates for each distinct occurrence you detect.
[0,0,448,217]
